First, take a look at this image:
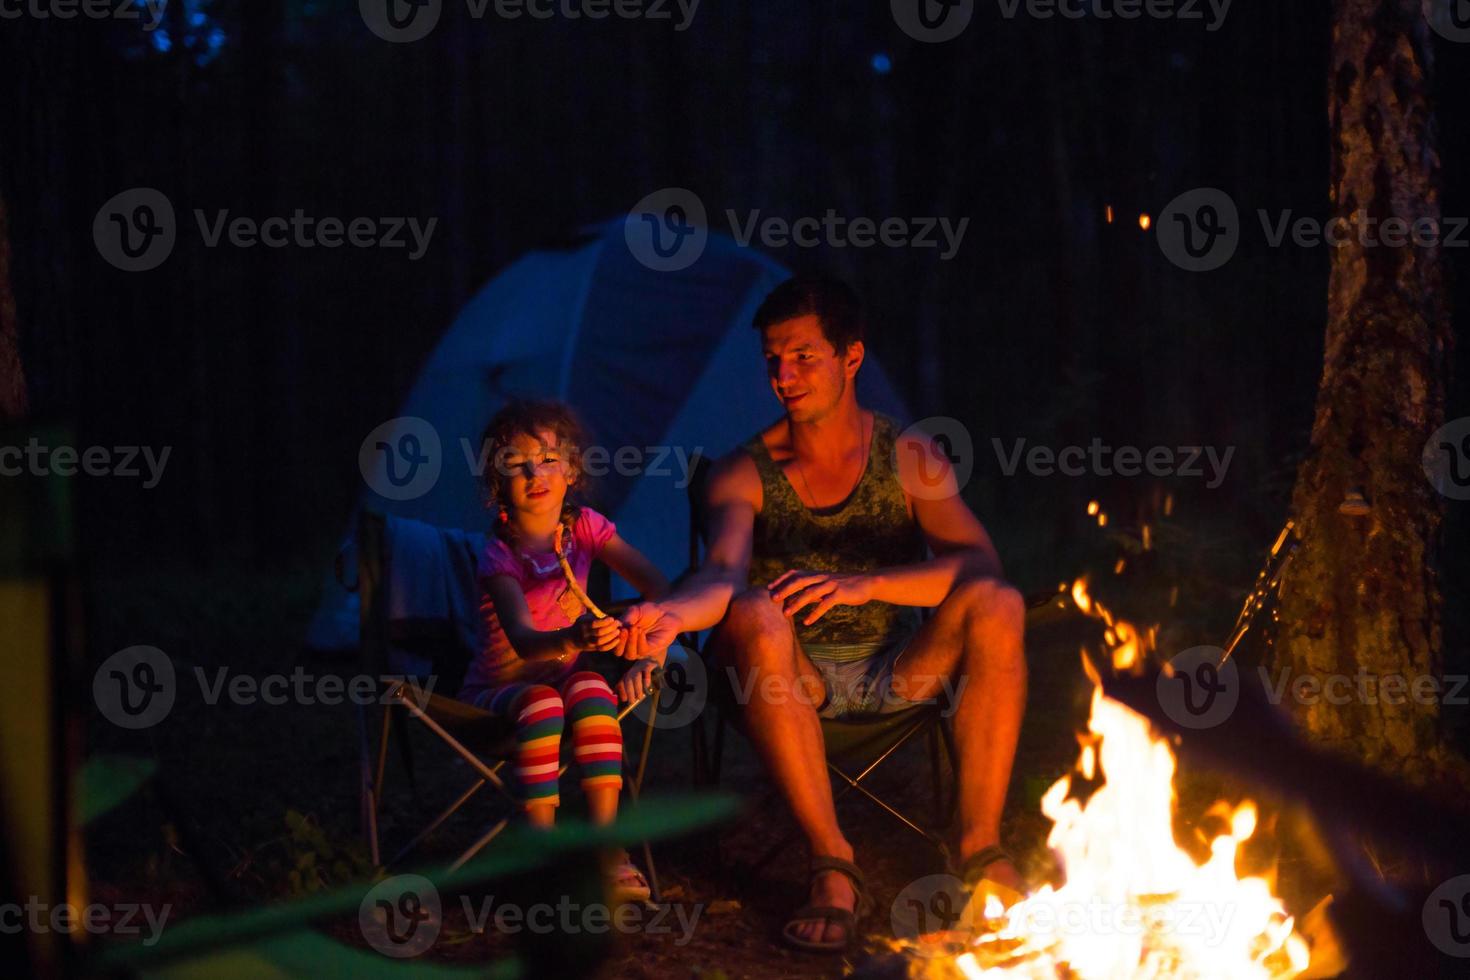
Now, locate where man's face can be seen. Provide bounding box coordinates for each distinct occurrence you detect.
[762,314,864,424]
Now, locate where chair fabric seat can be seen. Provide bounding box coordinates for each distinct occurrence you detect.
[819,704,941,764]
[414,691,520,757]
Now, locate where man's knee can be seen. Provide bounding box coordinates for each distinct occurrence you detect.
[946,579,1026,679]
[947,577,1026,631]
[720,586,792,656]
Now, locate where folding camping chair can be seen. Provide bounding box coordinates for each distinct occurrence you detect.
[680,455,962,877]
[348,511,664,896]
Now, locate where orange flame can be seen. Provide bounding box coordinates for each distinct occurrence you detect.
[946,579,1310,977]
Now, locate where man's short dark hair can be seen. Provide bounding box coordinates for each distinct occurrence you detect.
[752,276,866,352]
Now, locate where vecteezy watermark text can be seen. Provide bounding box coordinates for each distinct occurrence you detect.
[0,898,170,946]
[890,0,1229,43]
[358,875,701,958]
[726,210,969,261]
[1,439,170,488]
[0,0,167,30]
[994,0,1232,31]
[359,0,700,44]
[991,438,1235,488]
[94,188,437,272]
[890,873,1239,944]
[623,188,969,271]
[1155,187,1469,273]
[463,895,701,944]
[1154,645,1470,731]
[93,645,438,730]
[360,416,705,502]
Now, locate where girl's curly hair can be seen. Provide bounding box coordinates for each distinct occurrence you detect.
[479,399,590,542]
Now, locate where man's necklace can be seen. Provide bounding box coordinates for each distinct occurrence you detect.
[793,412,870,510]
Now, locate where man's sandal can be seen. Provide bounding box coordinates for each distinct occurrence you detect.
[958,844,1026,919]
[781,856,872,954]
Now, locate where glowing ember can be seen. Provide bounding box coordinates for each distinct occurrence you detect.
[927,578,1312,979]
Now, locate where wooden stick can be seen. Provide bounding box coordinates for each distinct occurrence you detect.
[553,522,608,619]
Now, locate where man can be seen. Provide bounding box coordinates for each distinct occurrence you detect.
[618,276,1027,951]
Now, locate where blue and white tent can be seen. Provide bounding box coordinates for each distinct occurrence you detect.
[308,219,909,650]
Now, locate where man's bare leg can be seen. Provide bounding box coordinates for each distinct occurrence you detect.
[890,578,1028,889]
[711,587,855,944]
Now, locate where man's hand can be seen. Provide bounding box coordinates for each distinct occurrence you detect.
[615,602,684,660]
[570,613,622,653]
[768,570,875,626]
[615,650,665,704]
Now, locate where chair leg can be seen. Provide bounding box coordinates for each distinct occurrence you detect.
[360,703,387,866]
[710,708,727,784]
[940,720,960,824]
[450,817,511,871]
[828,762,950,862]
[928,724,944,829]
[391,684,511,789]
[692,713,707,786]
[635,705,657,792]
[742,716,949,880]
[389,776,494,868]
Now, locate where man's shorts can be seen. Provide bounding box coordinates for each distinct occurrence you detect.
[804,636,922,719]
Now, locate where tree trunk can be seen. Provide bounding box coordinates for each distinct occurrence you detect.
[0,184,26,425]
[1274,0,1455,784]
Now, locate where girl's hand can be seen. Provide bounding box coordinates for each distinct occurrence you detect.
[572,613,622,653]
[616,657,661,705]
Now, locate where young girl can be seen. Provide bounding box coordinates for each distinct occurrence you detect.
[458,399,669,901]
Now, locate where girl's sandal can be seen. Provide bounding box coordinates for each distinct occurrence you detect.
[608,851,652,904]
[781,856,872,954]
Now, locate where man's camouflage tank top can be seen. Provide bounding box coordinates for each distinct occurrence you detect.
[743,413,927,649]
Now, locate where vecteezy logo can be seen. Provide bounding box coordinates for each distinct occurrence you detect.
[1429,0,1470,44]
[1423,417,1470,501]
[633,643,707,729]
[93,646,176,729]
[891,0,973,43]
[624,188,708,272]
[359,417,442,501]
[360,0,442,43]
[1424,874,1470,957]
[93,188,176,272]
[896,417,975,501]
[1157,645,1239,730]
[1156,188,1240,272]
[360,875,442,958]
[891,873,972,939]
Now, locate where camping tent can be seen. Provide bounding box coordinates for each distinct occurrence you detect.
[308,219,910,650]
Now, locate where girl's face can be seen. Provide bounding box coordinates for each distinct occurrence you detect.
[498,428,575,521]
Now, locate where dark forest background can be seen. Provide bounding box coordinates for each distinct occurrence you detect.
[8,6,1470,972]
[2,1,1469,645]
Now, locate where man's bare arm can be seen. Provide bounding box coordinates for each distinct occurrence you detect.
[658,452,758,630]
[615,452,758,655]
[855,428,1001,603]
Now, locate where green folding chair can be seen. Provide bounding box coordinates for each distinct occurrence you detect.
[676,455,959,877]
[350,511,664,893]
[679,454,1066,881]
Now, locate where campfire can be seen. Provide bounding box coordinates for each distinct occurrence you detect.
[904,572,1315,978]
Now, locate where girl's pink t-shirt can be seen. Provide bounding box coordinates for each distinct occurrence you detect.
[460,508,617,699]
